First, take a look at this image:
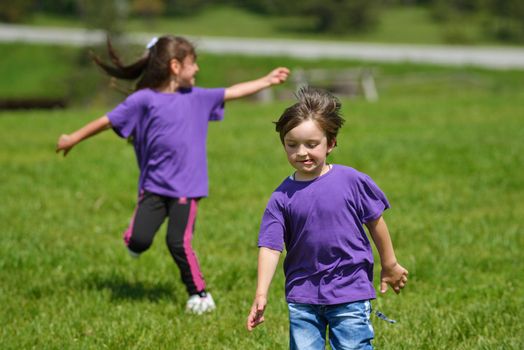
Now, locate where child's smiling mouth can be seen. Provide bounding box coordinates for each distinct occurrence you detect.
[299,159,314,165]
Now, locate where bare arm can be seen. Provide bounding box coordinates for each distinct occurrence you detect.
[365,216,408,294]
[56,116,112,156]
[225,67,290,101]
[246,247,281,331]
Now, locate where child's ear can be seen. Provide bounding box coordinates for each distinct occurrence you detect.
[327,138,337,155]
[170,59,181,75]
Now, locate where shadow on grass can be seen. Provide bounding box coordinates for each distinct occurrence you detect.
[84,272,177,303]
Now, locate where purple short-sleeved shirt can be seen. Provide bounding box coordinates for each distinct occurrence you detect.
[107,87,225,198]
[258,165,390,305]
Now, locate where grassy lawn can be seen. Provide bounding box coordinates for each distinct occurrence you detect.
[1,59,523,348]
[0,43,78,99]
[26,5,508,45]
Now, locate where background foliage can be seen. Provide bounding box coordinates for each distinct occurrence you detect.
[2,0,524,42]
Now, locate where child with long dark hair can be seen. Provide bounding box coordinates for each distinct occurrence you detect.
[56,35,289,314]
[246,87,407,348]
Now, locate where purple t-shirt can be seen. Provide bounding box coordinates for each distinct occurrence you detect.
[107,87,225,198]
[258,164,390,305]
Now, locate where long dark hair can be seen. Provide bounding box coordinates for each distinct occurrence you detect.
[90,35,196,91]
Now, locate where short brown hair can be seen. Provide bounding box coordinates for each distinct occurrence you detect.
[274,87,345,145]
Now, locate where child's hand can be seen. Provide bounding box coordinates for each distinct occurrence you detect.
[266,67,290,86]
[380,262,408,294]
[246,294,267,331]
[56,134,76,157]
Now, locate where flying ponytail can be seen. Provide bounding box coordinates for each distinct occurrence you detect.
[91,35,196,91]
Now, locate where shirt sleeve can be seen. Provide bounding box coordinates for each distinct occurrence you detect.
[199,87,225,121]
[258,195,286,252]
[107,91,148,138]
[356,173,390,224]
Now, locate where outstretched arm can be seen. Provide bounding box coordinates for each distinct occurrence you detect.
[225,67,290,101]
[246,247,281,331]
[365,216,408,294]
[56,116,112,156]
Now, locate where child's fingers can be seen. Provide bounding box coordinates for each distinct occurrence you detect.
[56,147,70,157]
[247,319,264,331]
[280,70,290,80]
[275,67,290,74]
[381,277,407,294]
[272,67,290,83]
[401,275,408,286]
[393,277,406,293]
[255,316,265,327]
[247,311,257,330]
[246,312,265,331]
[247,300,266,331]
[56,139,74,157]
[55,147,66,156]
[56,135,71,156]
[254,307,265,324]
[380,280,388,294]
[254,313,264,325]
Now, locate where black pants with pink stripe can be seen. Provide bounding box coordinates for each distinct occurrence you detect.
[123,191,206,296]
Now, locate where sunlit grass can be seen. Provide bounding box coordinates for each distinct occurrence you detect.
[1,63,523,348]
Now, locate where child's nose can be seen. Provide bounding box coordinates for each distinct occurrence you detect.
[297,145,307,156]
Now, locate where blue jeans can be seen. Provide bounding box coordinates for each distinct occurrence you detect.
[288,300,374,350]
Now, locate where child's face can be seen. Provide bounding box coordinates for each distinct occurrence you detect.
[173,55,199,88]
[283,119,335,181]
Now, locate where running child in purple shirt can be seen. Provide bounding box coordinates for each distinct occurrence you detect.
[246,87,408,349]
[56,35,289,314]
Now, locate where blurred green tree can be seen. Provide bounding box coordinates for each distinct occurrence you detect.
[77,0,129,34]
[130,0,166,17]
[165,0,208,16]
[218,0,380,34]
[482,0,524,42]
[302,0,380,33]
[0,0,34,22]
[34,0,78,15]
[430,0,524,43]
[431,0,480,21]
[225,0,279,14]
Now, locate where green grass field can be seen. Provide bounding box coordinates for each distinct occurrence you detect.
[1,60,524,348]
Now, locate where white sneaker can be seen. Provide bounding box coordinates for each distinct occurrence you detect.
[127,247,140,259]
[186,292,216,315]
